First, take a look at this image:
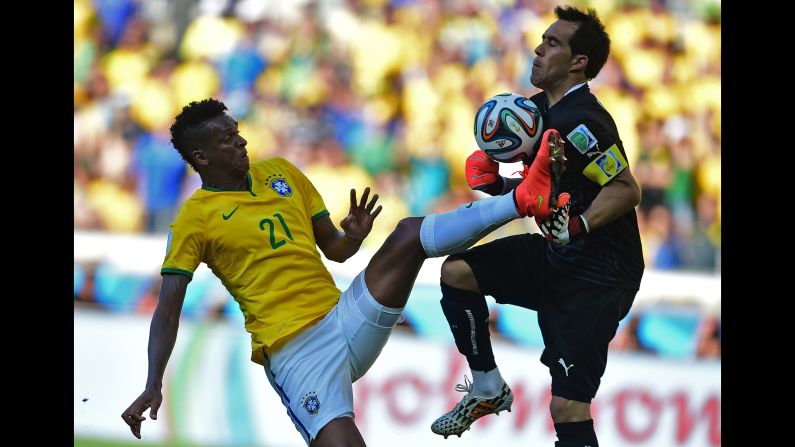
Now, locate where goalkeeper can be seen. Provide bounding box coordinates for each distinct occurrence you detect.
[431,6,645,447]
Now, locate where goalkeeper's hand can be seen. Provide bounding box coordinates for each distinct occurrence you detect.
[465,150,502,193]
[537,197,589,245]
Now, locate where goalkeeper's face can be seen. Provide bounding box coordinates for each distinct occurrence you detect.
[531,20,580,89]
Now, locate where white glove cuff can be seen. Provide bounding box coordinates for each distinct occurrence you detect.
[580,214,591,233]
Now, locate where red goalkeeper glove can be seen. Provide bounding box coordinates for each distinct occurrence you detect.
[536,196,590,245]
[465,150,503,194]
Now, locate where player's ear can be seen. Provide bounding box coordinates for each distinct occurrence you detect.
[571,54,588,73]
[192,149,209,167]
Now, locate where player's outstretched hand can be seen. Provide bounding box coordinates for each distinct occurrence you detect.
[121,388,162,439]
[341,187,383,242]
[465,150,501,191]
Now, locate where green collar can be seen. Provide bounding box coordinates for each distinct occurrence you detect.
[201,172,257,196]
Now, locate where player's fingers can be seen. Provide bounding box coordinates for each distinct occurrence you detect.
[121,404,146,424]
[122,411,146,440]
[359,187,370,209]
[150,399,161,420]
[349,189,356,209]
[125,412,146,423]
[366,194,379,213]
[370,205,383,221]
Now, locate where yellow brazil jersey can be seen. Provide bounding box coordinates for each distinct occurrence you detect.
[161,158,341,365]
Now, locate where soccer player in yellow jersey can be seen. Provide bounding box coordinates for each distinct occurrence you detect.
[121,98,564,446]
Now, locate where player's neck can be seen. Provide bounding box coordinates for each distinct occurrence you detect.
[545,77,588,107]
[201,171,248,191]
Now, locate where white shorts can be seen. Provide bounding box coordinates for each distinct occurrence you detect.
[262,270,403,444]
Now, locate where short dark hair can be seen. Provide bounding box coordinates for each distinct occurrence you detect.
[170,98,229,171]
[555,6,610,79]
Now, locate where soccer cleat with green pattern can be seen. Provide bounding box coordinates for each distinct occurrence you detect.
[431,376,513,439]
[513,128,568,220]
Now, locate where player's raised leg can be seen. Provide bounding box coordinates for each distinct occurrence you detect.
[312,418,366,447]
[322,189,524,402]
[364,188,521,309]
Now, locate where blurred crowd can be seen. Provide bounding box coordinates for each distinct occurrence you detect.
[74,263,721,360]
[74,0,721,274]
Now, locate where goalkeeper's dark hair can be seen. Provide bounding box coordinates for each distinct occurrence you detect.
[170,98,229,171]
[555,6,610,80]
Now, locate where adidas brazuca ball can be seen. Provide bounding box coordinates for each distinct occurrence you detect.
[474,93,543,163]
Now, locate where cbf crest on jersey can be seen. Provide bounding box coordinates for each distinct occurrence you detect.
[302,391,321,416]
[268,176,293,197]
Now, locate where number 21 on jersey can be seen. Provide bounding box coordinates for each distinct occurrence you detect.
[259,213,293,249]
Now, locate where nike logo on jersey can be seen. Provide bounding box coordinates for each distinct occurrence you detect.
[223,206,240,220]
[536,195,543,214]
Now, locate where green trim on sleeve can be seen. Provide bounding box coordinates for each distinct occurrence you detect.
[161,268,194,279]
[311,210,330,222]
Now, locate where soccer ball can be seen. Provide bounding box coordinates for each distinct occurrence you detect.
[473,93,543,163]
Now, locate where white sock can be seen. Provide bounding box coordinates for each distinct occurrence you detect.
[419,194,520,257]
[471,366,505,397]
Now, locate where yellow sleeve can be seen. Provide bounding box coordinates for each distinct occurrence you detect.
[161,203,206,279]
